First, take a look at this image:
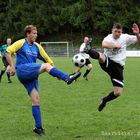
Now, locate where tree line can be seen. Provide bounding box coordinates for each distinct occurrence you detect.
[0,0,140,45]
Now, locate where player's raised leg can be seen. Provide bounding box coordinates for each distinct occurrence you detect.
[39,63,81,85]
[84,45,106,64]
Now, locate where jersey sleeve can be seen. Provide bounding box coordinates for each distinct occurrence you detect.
[34,42,53,64]
[125,34,137,46]
[103,34,112,43]
[79,43,85,52]
[6,39,25,54]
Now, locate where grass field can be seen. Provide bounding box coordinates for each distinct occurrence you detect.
[0,57,140,140]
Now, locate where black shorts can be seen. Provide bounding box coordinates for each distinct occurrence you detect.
[2,57,9,67]
[99,57,124,87]
[85,58,91,66]
[80,58,91,68]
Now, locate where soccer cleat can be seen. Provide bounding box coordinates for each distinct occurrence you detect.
[84,44,91,53]
[33,127,45,136]
[98,97,107,112]
[66,71,81,85]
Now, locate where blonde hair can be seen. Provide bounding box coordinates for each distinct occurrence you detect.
[24,25,37,37]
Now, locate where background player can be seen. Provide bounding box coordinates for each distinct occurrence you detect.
[0,38,12,83]
[74,37,93,80]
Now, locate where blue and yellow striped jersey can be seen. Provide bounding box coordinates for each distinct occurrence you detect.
[7,39,53,66]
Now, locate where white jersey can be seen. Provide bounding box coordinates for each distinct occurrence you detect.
[79,42,90,59]
[103,33,137,66]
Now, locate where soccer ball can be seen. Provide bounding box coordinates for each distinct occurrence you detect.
[72,53,86,67]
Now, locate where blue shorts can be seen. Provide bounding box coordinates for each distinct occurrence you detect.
[16,63,41,94]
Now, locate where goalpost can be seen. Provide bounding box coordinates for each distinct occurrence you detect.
[40,41,76,57]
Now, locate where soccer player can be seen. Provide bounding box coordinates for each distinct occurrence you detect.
[6,25,81,136]
[0,38,12,83]
[74,37,93,80]
[84,23,140,111]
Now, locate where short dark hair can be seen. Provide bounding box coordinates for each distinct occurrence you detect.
[24,25,37,37]
[113,23,123,29]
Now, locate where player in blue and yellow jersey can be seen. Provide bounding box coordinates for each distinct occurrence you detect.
[6,25,81,136]
[0,38,12,83]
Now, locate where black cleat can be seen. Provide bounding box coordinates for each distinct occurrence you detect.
[98,98,107,112]
[66,72,81,85]
[33,127,45,136]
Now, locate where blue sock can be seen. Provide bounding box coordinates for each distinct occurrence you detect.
[49,68,69,81]
[32,105,42,128]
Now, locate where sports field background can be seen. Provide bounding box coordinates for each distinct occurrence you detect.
[0,57,140,140]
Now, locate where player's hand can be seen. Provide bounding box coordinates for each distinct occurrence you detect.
[10,66,16,76]
[132,23,139,35]
[114,43,121,49]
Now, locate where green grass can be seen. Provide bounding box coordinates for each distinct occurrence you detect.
[0,57,140,140]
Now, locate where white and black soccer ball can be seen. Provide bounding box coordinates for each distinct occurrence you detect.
[72,53,86,67]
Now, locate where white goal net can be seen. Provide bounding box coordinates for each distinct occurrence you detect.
[40,41,78,57]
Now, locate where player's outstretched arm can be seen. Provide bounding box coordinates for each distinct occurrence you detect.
[132,23,140,44]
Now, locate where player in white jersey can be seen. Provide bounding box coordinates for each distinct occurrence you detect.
[74,37,93,80]
[84,23,140,111]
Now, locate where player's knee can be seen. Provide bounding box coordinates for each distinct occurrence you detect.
[40,63,53,73]
[99,53,105,63]
[114,92,121,96]
[30,89,40,105]
[32,99,40,105]
[88,64,93,70]
[3,66,6,71]
[31,96,40,105]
